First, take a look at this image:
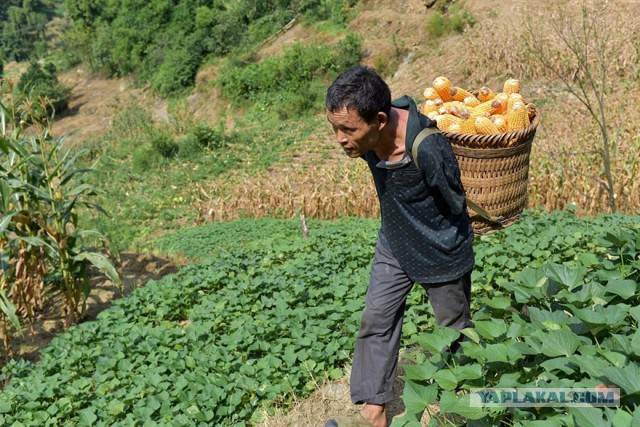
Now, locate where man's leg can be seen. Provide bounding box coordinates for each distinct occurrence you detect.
[422,272,472,351]
[350,241,415,424]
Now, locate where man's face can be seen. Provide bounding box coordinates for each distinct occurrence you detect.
[327,107,381,158]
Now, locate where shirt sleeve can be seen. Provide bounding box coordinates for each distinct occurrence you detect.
[416,133,466,215]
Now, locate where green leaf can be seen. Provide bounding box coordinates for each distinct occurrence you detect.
[604,279,637,300]
[473,321,507,340]
[433,369,458,391]
[541,329,582,357]
[545,263,585,289]
[479,296,511,311]
[460,328,481,344]
[439,390,485,420]
[107,399,125,415]
[454,364,483,381]
[78,408,98,426]
[73,251,121,286]
[415,326,460,355]
[569,407,609,427]
[0,290,21,331]
[630,306,640,324]
[401,381,438,415]
[402,362,439,381]
[612,408,633,427]
[601,365,640,394]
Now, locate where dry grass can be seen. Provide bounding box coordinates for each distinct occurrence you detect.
[193,160,381,224]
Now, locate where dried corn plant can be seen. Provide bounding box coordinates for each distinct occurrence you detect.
[1,82,122,359]
[194,160,379,223]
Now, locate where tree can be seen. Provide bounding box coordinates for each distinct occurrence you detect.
[523,0,639,213]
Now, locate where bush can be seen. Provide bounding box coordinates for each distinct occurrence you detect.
[16,62,72,115]
[152,48,201,97]
[425,5,475,39]
[149,132,179,158]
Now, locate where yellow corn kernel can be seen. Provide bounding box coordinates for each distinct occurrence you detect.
[423,86,441,101]
[434,114,463,131]
[427,110,439,120]
[448,123,462,133]
[459,118,476,134]
[432,76,453,102]
[503,78,520,95]
[463,95,480,108]
[474,116,500,135]
[506,100,530,131]
[450,86,474,102]
[507,93,524,113]
[423,99,440,115]
[489,115,508,133]
[478,86,496,102]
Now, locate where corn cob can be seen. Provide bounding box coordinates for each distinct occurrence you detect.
[423,99,440,115]
[463,95,480,108]
[489,115,508,133]
[474,116,500,135]
[450,86,475,102]
[503,78,520,95]
[507,93,524,113]
[478,86,495,102]
[434,114,463,131]
[459,118,476,134]
[471,98,503,116]
[423,86,441,101]
[427,110,439,120]
[506,100,530,131]
[432,76,453,102]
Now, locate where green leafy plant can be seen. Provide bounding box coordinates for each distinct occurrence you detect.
[16,62,71,116]
[394,210,640,426]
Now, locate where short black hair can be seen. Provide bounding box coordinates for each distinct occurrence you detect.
[326,65,391,124]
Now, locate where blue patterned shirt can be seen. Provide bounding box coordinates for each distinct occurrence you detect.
[363,96,474,283]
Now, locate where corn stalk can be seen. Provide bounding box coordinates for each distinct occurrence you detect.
[0,80,121,358]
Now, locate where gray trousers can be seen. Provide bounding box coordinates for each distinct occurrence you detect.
[350,240,472,405]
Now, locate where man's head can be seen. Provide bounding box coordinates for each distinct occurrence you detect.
[326,65,391,124]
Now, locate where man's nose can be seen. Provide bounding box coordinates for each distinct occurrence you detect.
[335,130,347,145]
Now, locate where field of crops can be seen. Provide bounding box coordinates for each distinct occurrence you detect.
[0,210,638,426]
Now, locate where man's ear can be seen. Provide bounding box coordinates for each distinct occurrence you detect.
[376,112,388,131]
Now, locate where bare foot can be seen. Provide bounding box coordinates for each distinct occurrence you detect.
[361,403,386,427]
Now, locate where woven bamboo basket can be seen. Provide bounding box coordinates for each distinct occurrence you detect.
[442,114,540,235]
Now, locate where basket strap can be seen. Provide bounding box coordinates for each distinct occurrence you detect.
[411,127,504,226]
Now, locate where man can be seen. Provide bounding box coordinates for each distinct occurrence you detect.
[324,66,474,427]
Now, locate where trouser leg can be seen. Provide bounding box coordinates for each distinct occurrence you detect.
[421,272,472,351]
[350,241,414,405]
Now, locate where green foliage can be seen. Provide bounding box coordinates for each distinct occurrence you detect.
[217,34,362,117]
[2,212,639,425]
[425,4,476,39]
[149,131,179,159]
[63,0,357,95]
[395,209,640,426]
[0,217,379,426]
[0,0,58,62]
[16,61,72,115]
